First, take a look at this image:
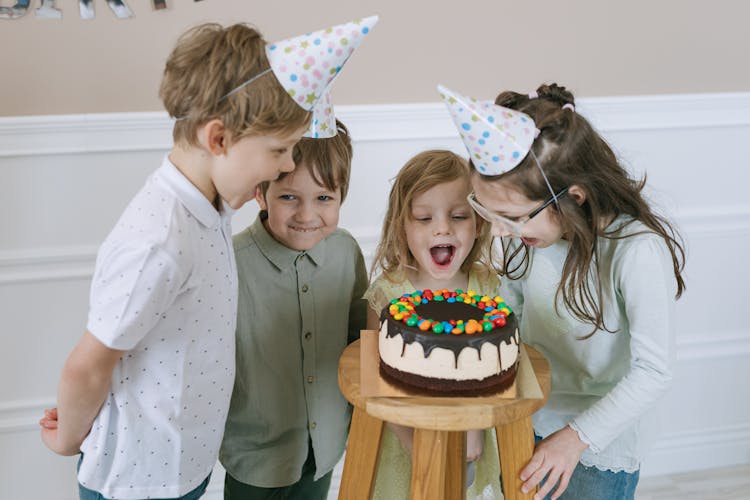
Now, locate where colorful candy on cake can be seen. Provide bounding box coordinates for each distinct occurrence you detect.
[378,289,520,396]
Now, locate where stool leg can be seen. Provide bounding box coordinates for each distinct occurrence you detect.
[444,431,466,499]
[496,416,536,500]
[410,429,449,500]
[339,407,384,500]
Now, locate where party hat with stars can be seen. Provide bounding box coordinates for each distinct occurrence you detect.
[266,15,378,138]
[438,84,538,175]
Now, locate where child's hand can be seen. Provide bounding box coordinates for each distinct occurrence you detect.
[39,407,82,456]
[466,429,484,462]
[39,407,59,429]
[520,425,588,500]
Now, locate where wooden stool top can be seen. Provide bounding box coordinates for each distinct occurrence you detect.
[338,338,550,431]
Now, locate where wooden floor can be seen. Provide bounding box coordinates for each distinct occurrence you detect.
[636,464,750,500]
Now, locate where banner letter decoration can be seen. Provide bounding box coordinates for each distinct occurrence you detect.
[36,0,62,18]
[80,0,134,19]
[2,0,205,19]
[0,0,30,19]
[153,0,205,9]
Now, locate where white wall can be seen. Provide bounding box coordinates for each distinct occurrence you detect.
[1,94,749,499]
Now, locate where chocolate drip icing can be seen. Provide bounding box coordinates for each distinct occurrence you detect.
[381,301,518,368]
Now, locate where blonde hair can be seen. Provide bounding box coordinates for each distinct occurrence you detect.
[259,120,353,201]
[371,150,491,281]
[159,23,310,147]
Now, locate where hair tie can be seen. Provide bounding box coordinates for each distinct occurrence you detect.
[528,91,538,99]
[562,103,575,112]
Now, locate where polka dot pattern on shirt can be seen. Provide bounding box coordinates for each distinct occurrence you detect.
[79,158,238,499]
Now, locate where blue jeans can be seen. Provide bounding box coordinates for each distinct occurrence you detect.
[534,435,640,500]
[77,454,211,500]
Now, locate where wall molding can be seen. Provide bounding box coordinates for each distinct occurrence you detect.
[0,233,377,285]
[0,399,55,434]
[1,92,750,158]
[576,92,750,132]
[0,246,98,285]
[677,332,750,360]
[2,208,749,285]
[4,395,748,481]
[642,422,750,477]
[676,208,750,236]
[0,112,174,158]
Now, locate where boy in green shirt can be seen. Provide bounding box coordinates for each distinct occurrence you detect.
[220,120,368,500]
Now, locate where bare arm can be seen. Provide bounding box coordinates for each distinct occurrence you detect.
[466,429,484,462]
[366,306,380,331]
[347,245,370,344]
[40,331,125,456]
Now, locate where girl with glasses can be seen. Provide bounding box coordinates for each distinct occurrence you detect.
[443,83,686,500]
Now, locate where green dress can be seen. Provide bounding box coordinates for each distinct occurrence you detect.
[363,264,504,500]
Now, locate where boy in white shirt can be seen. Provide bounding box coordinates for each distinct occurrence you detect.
[38,22,314,500]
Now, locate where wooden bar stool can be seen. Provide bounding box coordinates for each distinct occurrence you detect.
[337,338,550,500]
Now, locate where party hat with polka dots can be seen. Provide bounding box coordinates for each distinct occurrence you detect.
[438,84,538,175]
[266,15,378,138]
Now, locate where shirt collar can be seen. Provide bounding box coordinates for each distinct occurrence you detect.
[156,155,235,228]
[249,214,326,270]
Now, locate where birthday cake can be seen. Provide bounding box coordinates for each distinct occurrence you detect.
[378,290,520,396]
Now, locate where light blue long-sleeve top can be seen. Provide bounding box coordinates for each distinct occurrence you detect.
[499,215,677,472]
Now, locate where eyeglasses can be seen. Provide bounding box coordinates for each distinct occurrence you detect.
[467,187,569,237]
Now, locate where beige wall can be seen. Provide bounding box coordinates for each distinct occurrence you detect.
[1,0,749,117]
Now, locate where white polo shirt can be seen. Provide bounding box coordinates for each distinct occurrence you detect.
[79,156,237,499]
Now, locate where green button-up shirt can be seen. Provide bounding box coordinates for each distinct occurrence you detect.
[220,216,368,487]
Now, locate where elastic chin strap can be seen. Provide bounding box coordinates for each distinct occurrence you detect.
[172,68,274,121]
[220,68,273,102]
[529,149,562,205]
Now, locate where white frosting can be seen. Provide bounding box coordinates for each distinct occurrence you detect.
[379,322,519,381]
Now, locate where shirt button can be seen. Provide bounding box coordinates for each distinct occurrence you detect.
[307,376,314,384]
[305,332,312,340]
[301,284,309,293]
[310,422,316,429]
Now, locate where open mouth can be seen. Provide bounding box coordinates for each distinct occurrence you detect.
[430,245,455,266]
